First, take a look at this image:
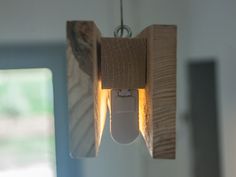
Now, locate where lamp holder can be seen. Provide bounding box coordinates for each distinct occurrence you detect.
[67,21,177,159]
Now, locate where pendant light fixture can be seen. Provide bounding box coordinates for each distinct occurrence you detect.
[66,0,177,159]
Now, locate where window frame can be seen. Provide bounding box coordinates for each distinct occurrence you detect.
[0,43,81,177]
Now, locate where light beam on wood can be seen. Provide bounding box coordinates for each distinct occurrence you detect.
[138,25,177,159]
[67,21,109,157]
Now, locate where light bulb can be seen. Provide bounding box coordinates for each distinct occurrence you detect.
[110,89,139,144]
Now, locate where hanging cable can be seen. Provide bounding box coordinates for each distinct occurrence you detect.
[114,0,132,38]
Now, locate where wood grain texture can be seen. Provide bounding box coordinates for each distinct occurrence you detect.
[138,25,176,159]
[67,21,109,158]
[101,38,146,89]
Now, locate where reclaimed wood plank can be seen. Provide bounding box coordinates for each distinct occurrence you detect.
[67,21,109,158]
[138,25,177,159]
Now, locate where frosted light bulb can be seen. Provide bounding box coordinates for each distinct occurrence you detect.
[110,89,139,144]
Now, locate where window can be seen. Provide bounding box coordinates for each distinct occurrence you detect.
[0,44,80,177]
[0,69,55,177]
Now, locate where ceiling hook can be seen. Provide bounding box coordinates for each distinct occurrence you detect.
[114,0,132,38]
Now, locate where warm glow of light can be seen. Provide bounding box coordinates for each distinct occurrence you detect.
[138,89,147,137]
[107,91,111,116]
[97,80,110,146]
[138,89,153,154]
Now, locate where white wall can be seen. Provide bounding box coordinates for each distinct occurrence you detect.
[187,0,236,177]
[0,0,140,43]
[1,0,236,177]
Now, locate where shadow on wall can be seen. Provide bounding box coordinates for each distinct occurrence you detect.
[188,60,222,177]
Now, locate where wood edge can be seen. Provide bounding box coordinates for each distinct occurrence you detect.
[66,21,107,158]
[92,21,109,156]
[136,28,154,158]
[66,21,97,157]
[137,25,177,159]
[138,24,177,34]
[152,25,176,159]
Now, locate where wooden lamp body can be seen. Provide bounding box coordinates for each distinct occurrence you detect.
[67,21,176,159]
